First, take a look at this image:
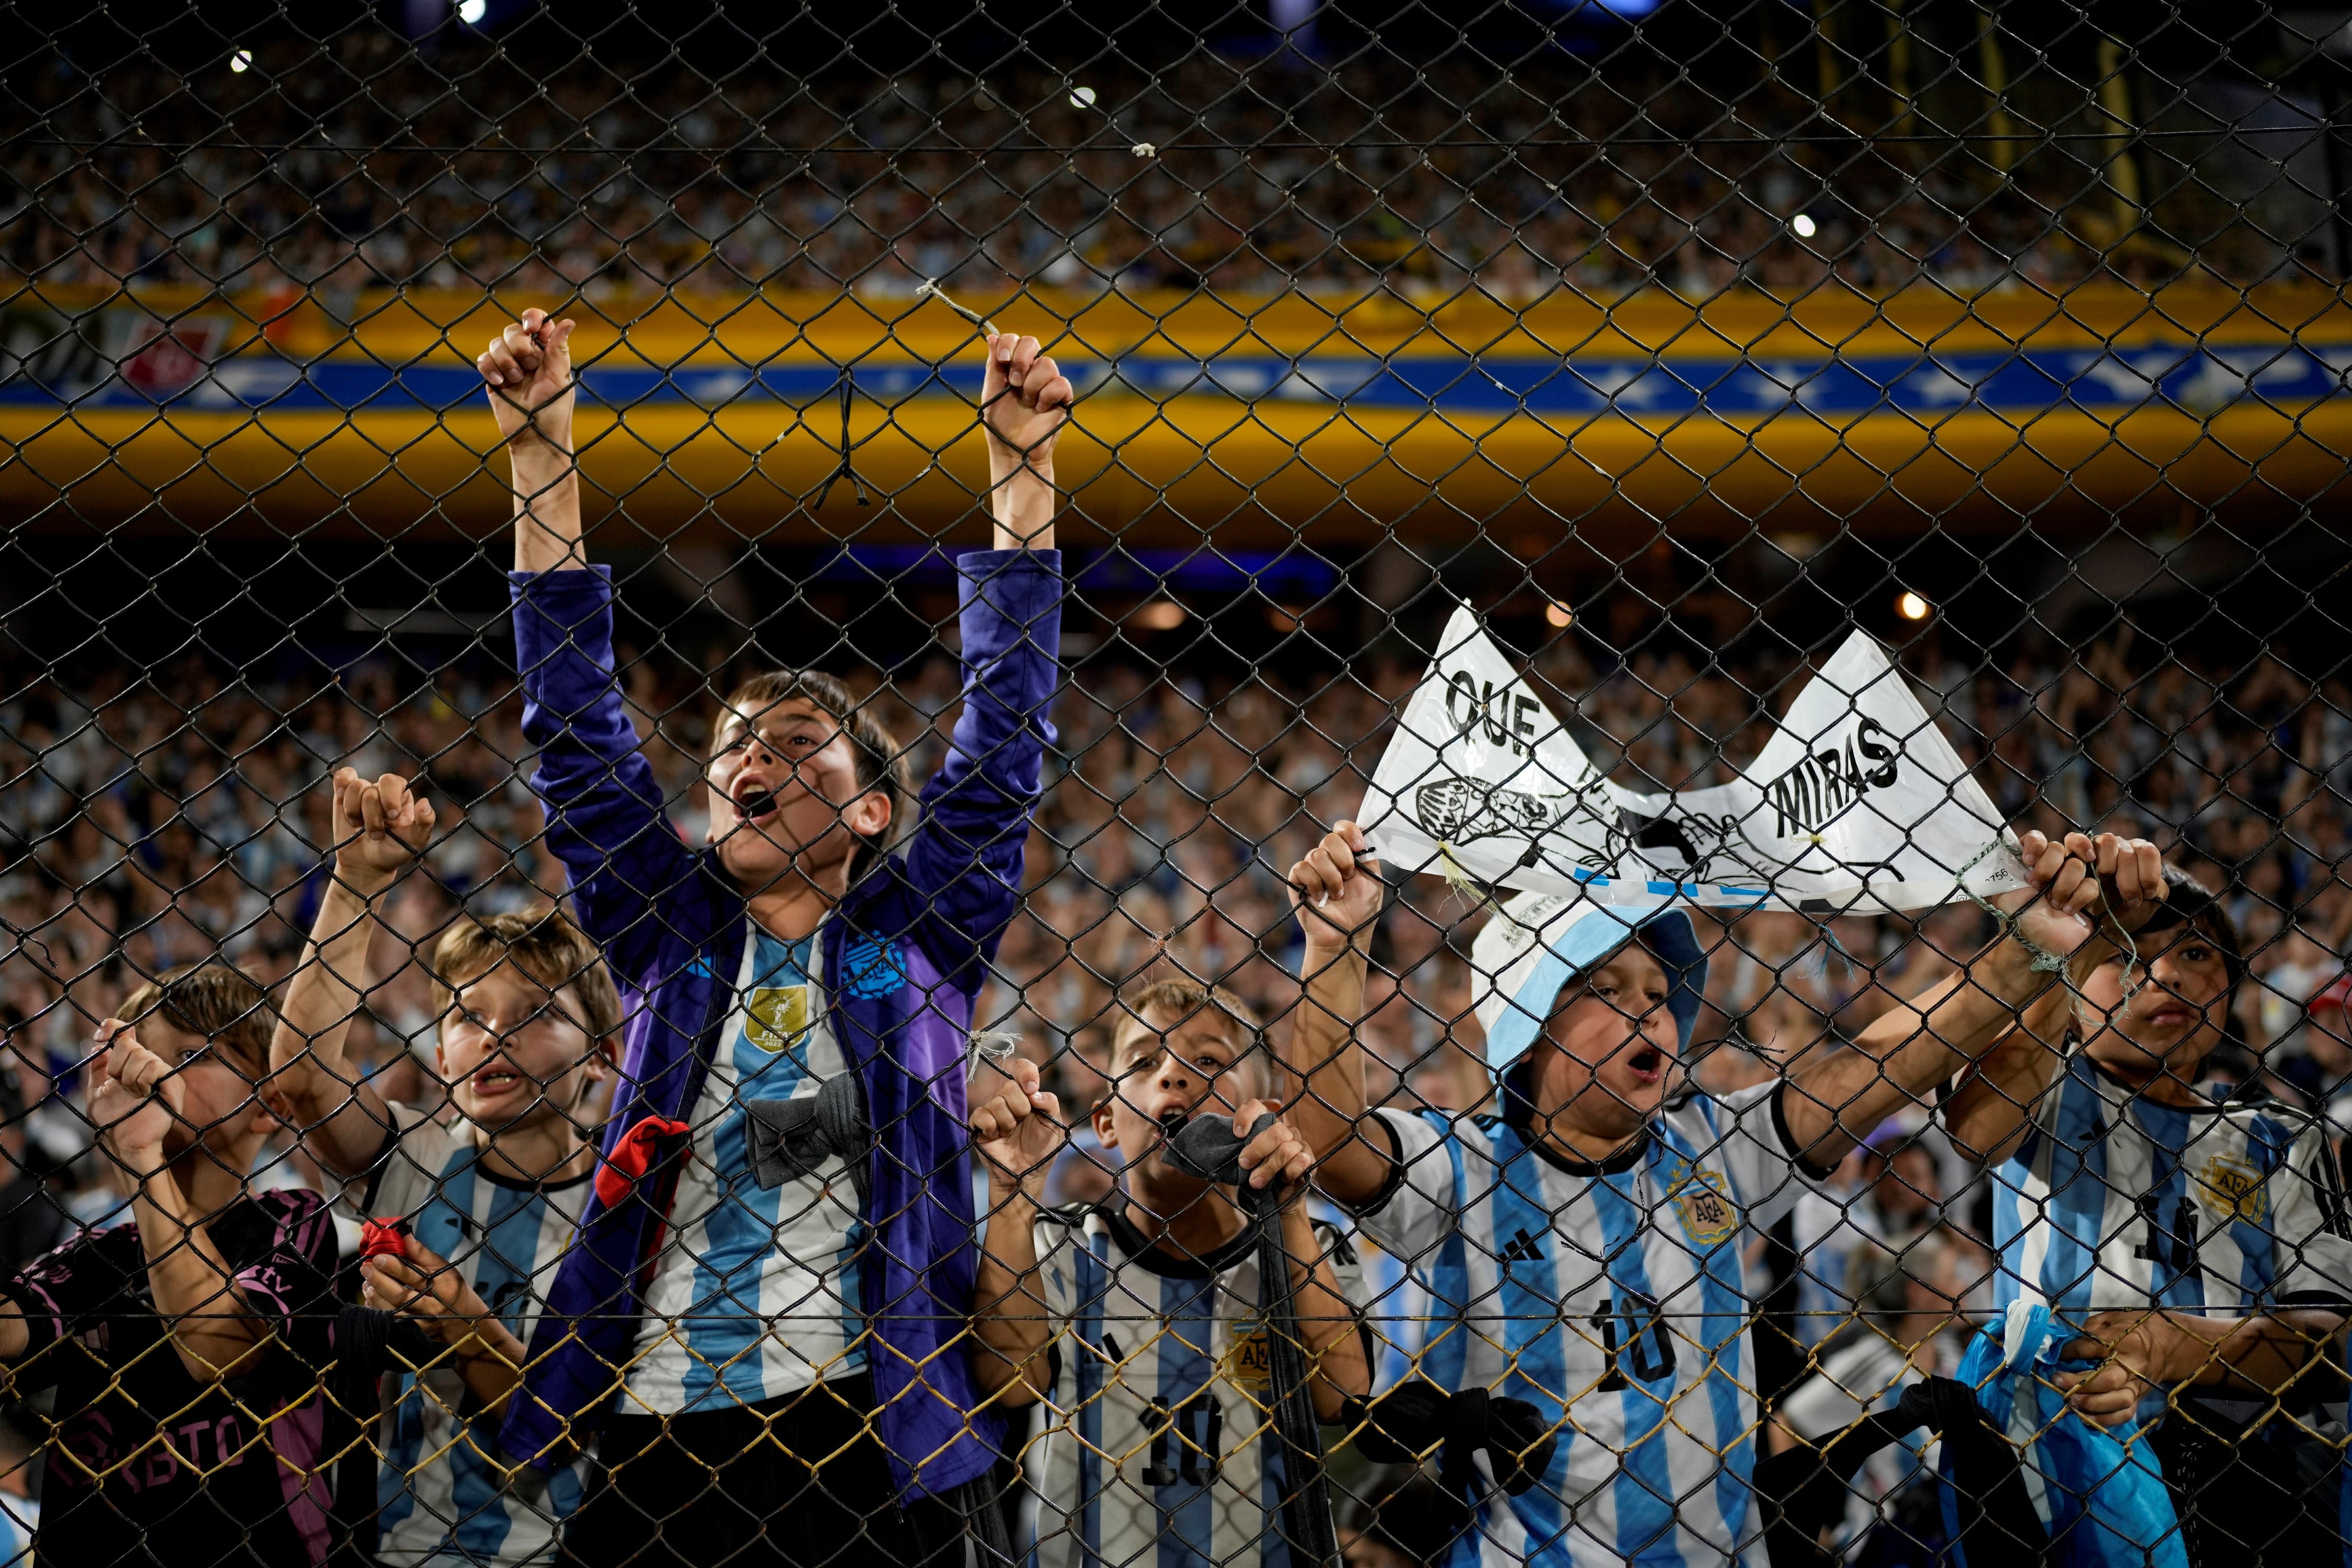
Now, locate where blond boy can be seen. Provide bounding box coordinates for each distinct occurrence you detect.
[270,769,619,1566]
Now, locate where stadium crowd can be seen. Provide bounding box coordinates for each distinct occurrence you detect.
[3,569,2348,1243]
[0,1,2347,1560]
[1,38,2316,310]
[0,87,2342,1543]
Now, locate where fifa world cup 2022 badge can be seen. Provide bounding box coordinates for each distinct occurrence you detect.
[746,986,811,1053]
[1667,1158,1740,1249]
[2197,1152,2269,1225]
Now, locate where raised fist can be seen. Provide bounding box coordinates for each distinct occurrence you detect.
[980,332,1073,476]
[971,1055,1067,1195]
[91,1020,183,1165]
[478,307,578,454]
[1288,820,1383,956]
[332,767,436,894]
[1997,829,2120,961]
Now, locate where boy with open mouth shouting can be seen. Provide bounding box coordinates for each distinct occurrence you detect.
[477,307,1067,1566]
[966,978,1368,1568]
[1276,821,2141,1567]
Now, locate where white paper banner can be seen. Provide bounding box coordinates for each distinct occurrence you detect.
[1357,603,2029,914]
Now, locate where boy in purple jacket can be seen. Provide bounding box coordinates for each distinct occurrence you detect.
[479,308,1069,1567]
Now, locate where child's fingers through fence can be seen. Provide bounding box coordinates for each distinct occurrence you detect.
[1232,1100,1313,1193]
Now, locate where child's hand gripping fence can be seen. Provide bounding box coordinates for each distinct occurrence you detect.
[1,4,2351,1567]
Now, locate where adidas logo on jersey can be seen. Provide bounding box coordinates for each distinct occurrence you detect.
[1497,1227,1546,1264]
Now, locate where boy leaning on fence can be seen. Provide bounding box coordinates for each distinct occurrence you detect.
[1946,858,2352,1563]
[0,963,339,1568]
[1277,821,2150,1568]
[966,977,1370,1568]
[267,767,619,1565]
[475,308,1068,1566]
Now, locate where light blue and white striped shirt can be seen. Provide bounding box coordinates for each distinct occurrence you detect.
[0,1495,35,1566]
[628,923,866,1413]
[1022,1204,1364,1568]
[1357,1082,1826,1568]
[366,1112,593,1567]
[1990,1045,2352,1329]
[1358,1226,1436,1394]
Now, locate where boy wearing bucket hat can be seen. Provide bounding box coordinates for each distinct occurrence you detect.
[1279,821,2137,1567]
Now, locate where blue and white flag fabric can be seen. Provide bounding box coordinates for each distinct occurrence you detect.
[1357,600,2030,914]
[1945,1301,2188,1568]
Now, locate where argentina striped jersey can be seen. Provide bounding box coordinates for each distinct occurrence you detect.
[628,921,866,1413]
[363,1110,593,1566]
[1020,1203,1364,1568]
[1990,1046,2352,1327]
[1356,1082,1828,1568]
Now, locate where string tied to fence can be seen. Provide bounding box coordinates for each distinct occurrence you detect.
[1954,837,2147,1002]
[1067,85,1157,158]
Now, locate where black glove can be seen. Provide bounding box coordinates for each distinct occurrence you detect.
[1348,1381,1558,1497]
[336,1304,441,1377]
[1165,1111,1279,1187]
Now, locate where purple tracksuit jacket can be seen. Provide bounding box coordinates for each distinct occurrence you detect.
[499,550,1062,1500]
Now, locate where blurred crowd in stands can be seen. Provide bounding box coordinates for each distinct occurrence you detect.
[1,38,2321,310]
[3,607,2347,1288]
[2,20,2347,1565]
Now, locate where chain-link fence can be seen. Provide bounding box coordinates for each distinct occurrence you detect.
[3,2,2352,1565]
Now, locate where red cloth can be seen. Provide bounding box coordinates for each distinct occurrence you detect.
[359,1217,408,1261]
[595,1116,691,1210]
[2312,972,2351,1018]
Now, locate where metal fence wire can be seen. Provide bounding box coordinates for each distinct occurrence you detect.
[4,2,2352,1566]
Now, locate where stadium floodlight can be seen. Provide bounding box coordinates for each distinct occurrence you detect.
[458,0,487,21]
[1897,591,1930,621]
[1791,213,1818,239]
[230,49,252,73]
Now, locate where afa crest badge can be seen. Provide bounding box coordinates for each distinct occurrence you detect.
[2197,1152,2269,1225]
[1667,1160,1740,1249]
[1222,1319,1273,1397]
[840,936,908,1000]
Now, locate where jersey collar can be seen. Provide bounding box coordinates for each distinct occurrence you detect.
[1099,1201,1260,1278]
[1516,1124,1655,1178]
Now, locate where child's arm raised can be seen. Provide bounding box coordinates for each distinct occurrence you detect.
[93,1028,273,1381]
[967,1056,1066,1405]
[898,332,1069,963]
[489,309,709,973]
[268,769,433,1179]
[1941,989,2072,1166]
[479,308,582,574]
[979,331,1072,552]
[1778,831,2166,1172]
[1278,822,1391,1208]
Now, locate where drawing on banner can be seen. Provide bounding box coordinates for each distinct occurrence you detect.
[1411,781,1583,861]
[1359,603,2029,914]
[1598,808,1750,887]
[1360,607,1622,889]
